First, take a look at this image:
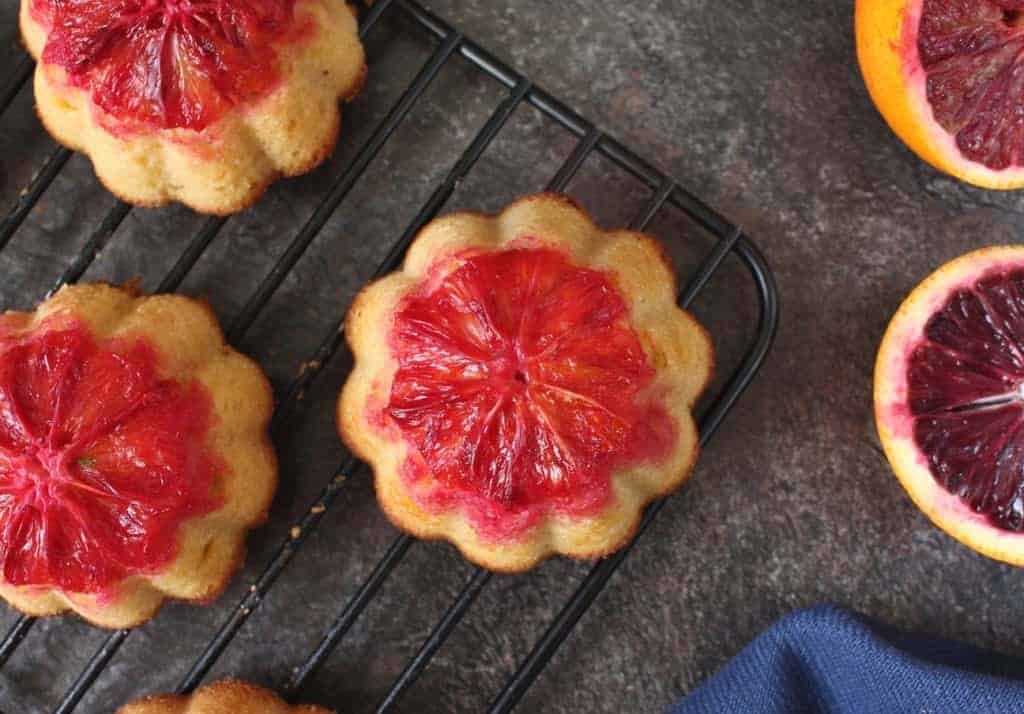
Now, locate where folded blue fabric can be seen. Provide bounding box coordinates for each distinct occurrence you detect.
[671,604,1024,714]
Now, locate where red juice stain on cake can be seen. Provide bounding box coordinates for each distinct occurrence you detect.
[917,0,1024,171]
[0,322,222,594]
[385,246,676,540]
[907,267,1024,531]
[30,0,307,132]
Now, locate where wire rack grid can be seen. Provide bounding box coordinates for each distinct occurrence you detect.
[0,0,779,711]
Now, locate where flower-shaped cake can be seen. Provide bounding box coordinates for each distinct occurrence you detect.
[339,193,714,571]
[0,284,276,627]
[118,680,330,713]
[19,0,366,214]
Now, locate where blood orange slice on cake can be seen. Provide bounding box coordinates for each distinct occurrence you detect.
[876,246,1024,563]
[856,0,1024,188]
[339,194,713,571]
[18,0,366,213]
[0,284,275,627]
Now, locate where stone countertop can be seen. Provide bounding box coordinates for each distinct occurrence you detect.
[1,1,1023,713]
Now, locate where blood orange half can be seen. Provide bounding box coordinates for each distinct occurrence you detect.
[856,0,1024,189]
[340,194,713,572]
[876,246,1024,564]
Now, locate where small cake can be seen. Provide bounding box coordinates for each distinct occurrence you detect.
[118,680,330,714]
[0,284,276,628]
[339,193,713,571]
[19,0,366,214]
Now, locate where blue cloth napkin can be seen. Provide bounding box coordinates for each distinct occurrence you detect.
[671,604,1024,714]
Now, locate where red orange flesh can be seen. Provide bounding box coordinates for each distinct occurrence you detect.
[0,321,221,596]
[876,246,1024,564]
[28,0,307,132]
[856,0,1024,188]
[386,247,676,541]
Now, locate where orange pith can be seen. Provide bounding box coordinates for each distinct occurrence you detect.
[876,246,1024,566]
[856,0,1024,189]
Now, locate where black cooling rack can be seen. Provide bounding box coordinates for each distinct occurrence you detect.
[0,0,779,711]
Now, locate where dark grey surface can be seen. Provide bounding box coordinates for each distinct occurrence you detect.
[1,1,1023,713]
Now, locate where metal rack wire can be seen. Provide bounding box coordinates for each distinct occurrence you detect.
[0,0,779,711]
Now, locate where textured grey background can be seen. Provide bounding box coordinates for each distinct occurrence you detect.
[1,1,1024,712]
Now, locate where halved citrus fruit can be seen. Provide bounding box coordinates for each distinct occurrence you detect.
[340,193,713,572]
[856,0,1024,189]
[875,246,1024,564]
